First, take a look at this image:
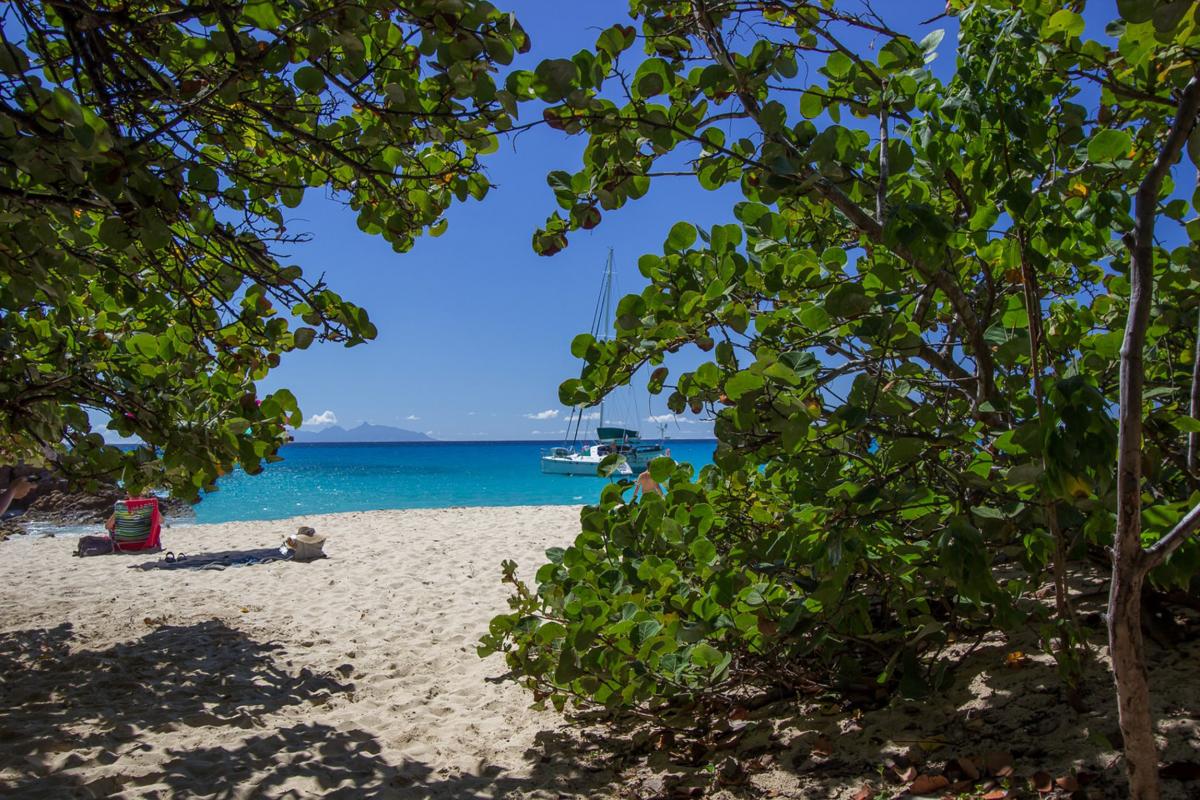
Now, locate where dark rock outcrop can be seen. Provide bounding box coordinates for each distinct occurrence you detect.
[0,466,193,537]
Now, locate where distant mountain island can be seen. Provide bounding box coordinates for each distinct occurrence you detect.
[289,423,434,443]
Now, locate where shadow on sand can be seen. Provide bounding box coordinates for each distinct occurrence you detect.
[0,621,606,799]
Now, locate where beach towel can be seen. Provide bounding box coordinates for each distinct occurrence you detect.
[132,548,288,571]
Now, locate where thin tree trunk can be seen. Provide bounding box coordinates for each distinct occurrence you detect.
[1109,72,1200,800]
[877,101,889,227]
[1017,230,1080,689]
[1189,305,1200,476]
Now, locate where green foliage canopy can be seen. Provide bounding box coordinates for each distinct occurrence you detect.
[483,0,1200,712]
[0,0,526,497]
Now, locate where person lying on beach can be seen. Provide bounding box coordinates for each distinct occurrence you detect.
[0,476,35,517]
[632,469,663,501]
[283,526,328,561]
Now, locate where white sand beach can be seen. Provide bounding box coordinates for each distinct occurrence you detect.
[2,506,1198,800]
[0,505,624,799]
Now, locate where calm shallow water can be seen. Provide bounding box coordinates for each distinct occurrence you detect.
[192,440,716,524]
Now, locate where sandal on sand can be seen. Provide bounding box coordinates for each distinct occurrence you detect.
[163,551,176,563]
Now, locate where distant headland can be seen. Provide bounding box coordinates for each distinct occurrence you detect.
[289,423,434,444]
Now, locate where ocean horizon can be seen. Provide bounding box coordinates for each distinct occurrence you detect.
[188,439,718,524]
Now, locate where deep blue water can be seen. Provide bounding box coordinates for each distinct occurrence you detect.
[192,440,716,524]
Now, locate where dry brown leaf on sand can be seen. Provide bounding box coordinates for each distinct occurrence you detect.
[850,786,872,800]
[981,790,1009,800]
[984,750,1014,777]
[955,756,981,780]
[907,773,949,795]
[1004,650,1028,668]
[1055,774,1080,792]
[1031,770,1054,793]
[811,736,834,757]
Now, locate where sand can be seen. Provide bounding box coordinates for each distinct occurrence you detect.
[0,505,621,799]
[1,506,1198,799]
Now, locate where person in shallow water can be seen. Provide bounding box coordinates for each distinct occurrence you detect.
[0,476,35,516]
[633,468,663,501]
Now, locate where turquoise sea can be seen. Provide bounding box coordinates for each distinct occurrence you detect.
[192,440,717,524]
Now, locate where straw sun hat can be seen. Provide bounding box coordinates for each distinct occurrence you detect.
[294,526,326,545]
[289,526,327,561]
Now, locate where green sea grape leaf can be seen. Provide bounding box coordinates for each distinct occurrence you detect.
[1088,129,1132,163]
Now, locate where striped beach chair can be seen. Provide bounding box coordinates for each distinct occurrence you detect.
[110,497,163,552]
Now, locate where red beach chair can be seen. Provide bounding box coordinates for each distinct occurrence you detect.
[110,497,163,552]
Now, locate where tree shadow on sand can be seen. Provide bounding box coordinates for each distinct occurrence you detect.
[152,723,613,799]
[0,622,613,799]
[0,620,350,796]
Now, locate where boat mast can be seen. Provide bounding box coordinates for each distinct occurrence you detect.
[597,249,614,436]
[565,249,616,447]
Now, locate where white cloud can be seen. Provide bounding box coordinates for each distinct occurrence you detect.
[467,411,477,416]
[647,413,694,425]
[580,411,601,420]
[305,410,338,427]
[524,409,560,420]
[405,414,420,421]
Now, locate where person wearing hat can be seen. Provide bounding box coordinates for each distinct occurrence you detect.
[286,526,327,561]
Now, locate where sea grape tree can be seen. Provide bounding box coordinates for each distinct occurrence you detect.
[482,1,1200,795]
[0,0,526,497]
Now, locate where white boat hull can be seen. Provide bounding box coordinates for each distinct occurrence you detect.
[540,442,667,476]
[540,455,633,476]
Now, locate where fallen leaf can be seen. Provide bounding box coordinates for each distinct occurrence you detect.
[985,751,1014,777]
[917,737,946,753]
[894,764,918,783]
[851,786,872,800]
[811,736,834,757]
[729,706,750,721]
[715,756,747,786]
[1055,775,1080,792]
[956,756,981,781]
[1031,770,1054,793]
[1005,650,1028,668]
[908,774,949,794]
[240,607,250,613]
[982,791,1009,800]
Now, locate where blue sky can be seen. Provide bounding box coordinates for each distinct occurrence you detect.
[259,1,1122,441]
[262,0,743,441]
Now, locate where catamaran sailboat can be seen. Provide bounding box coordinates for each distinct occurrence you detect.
[541,427,665,476]
[540,251,667,477]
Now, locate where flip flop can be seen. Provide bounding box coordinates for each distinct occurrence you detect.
[163,551,176,563]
